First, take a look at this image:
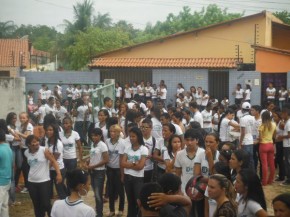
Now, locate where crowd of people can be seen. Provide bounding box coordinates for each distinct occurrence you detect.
[1,80,290,217]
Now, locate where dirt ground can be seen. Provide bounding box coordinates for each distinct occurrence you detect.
[9,180,290,217]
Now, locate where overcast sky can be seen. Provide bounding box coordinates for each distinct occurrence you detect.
[1,0,290,31]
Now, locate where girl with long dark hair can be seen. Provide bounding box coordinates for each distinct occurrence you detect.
[121,127,148,217]
[235,169,267,217]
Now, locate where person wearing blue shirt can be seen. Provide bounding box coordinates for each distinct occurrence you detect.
[0,129,13,217]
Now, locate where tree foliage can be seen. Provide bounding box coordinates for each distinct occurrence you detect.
[1,2,288,70]
[274,10,290,25]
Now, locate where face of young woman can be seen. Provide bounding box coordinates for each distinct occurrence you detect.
[273,201,290,217]
[205,135,218,153]
[162,126,173,140]
[45,126,54,139]
[234,174,247,195]
[19,113,29,124]
[98,112,107,123]
[109,129,120,140]
[226,113,235,120]
[29,138,40,153]
[91,134,102,144]
[63,119,72,131]
[207,179,225,200]
[129,132,138,145]
[171,137,182,151]
[11,115,17,125]
[229,154,241,170]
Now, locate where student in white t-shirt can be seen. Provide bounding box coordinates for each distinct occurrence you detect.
[235,169,267,217]
[189,101,204,128]
[115,82,123,100]
[239,102,255,170]
[201,103,213,133]
[44,123,67,200]
[194,133,220,178]
[279,86,288,110]
[164,134,182,173]
[158,84,167,105]
[266,82,276,102]
[124,83,132,103]
[175,129,205,193]
[121,127,148,217]
[200,90,209,111]
[232,83,244,106]
[219,109,240,143]
[51,169,95,217]
[25,135,62,217]
[16,112,34,193]
[59,117,83,172]
[85,128,109,217]
[244,84,252,103]
[105,125,125,217]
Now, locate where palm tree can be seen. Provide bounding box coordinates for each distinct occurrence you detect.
[0,20,17,38]
[73,0,94,32]
[93,12,112,29]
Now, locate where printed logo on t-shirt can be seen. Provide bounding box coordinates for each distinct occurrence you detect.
[202,166,208,174]
[186,166,193,173]
[28,158,38,167]
[64,144,74,150]
[128,155,140,162]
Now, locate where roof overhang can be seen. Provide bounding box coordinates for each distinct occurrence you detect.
[89,57,241,69]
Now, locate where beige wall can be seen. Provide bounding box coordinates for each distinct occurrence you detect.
[0,67,20,77]
[102,14,271,63]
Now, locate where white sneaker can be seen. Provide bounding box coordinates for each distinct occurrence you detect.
[21,187,29,193]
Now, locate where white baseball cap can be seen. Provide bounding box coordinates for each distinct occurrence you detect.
[242,102,251,109]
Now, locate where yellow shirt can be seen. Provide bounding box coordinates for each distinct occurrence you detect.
[259,122,276,143]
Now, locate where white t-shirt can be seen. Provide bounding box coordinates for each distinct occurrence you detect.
[76,105,89,122]
[195,93,202,105]
[177,88,184,96]
[279,90,287,101]
[201,110,212,129]
[235,89,244,99]
[266,87,276,99]
[245,89,251,100]
[143,136,155,171]
[46,139,65,170]
[159,88,167,100]
[175,148,205,193]
[145,86,153,97]
[219,118,232,142]
[95,122,108,141]
[172,123,183,136]
[137,85,145,96]
[182,118,194,130]
[89,141,108,170]
[115,87,122,98]
[131,86,138,96]
[72,89,82,100]
[39,88,46,100]
[124,88,132,99]
[55,106,68,123]
[45,104,56,116]
[7,125,20,147]
[283,119,290,148]
[151,117,163,139]
[35,105,46,124]
[59,130,80,159]
[212,113,219,132]
[25,146,50,183]
[193,111,204,128]
[237,196,263,217]
[124,145,148,177]
[66,87,74,98]
[155,138,167,170]
[45,90,52,100]
[201,94,209,106]
[252,117,262,141]
[194,150,220,177]
[51,198,95,217]
[236,110,243,123]
[240,113,255,145]
[106,138,125,168]
[18,123,34,149]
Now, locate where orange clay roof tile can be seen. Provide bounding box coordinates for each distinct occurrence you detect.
[89,58,241,69]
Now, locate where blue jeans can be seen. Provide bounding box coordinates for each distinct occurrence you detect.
[63,158,77,195]
[91,170,105,217]
[242,144,254,170]
[283,147,290,182]
[124,174,143,217]
[50,169,67,199]
[107,167,124,212]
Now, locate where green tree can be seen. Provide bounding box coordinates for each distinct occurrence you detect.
[73,0,94,32]
[93,12,112,29]
[66,27,131,70]
[274,10,290,25]
[0,20,17,38]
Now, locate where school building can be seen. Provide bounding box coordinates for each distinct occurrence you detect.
[89,11,290,105]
